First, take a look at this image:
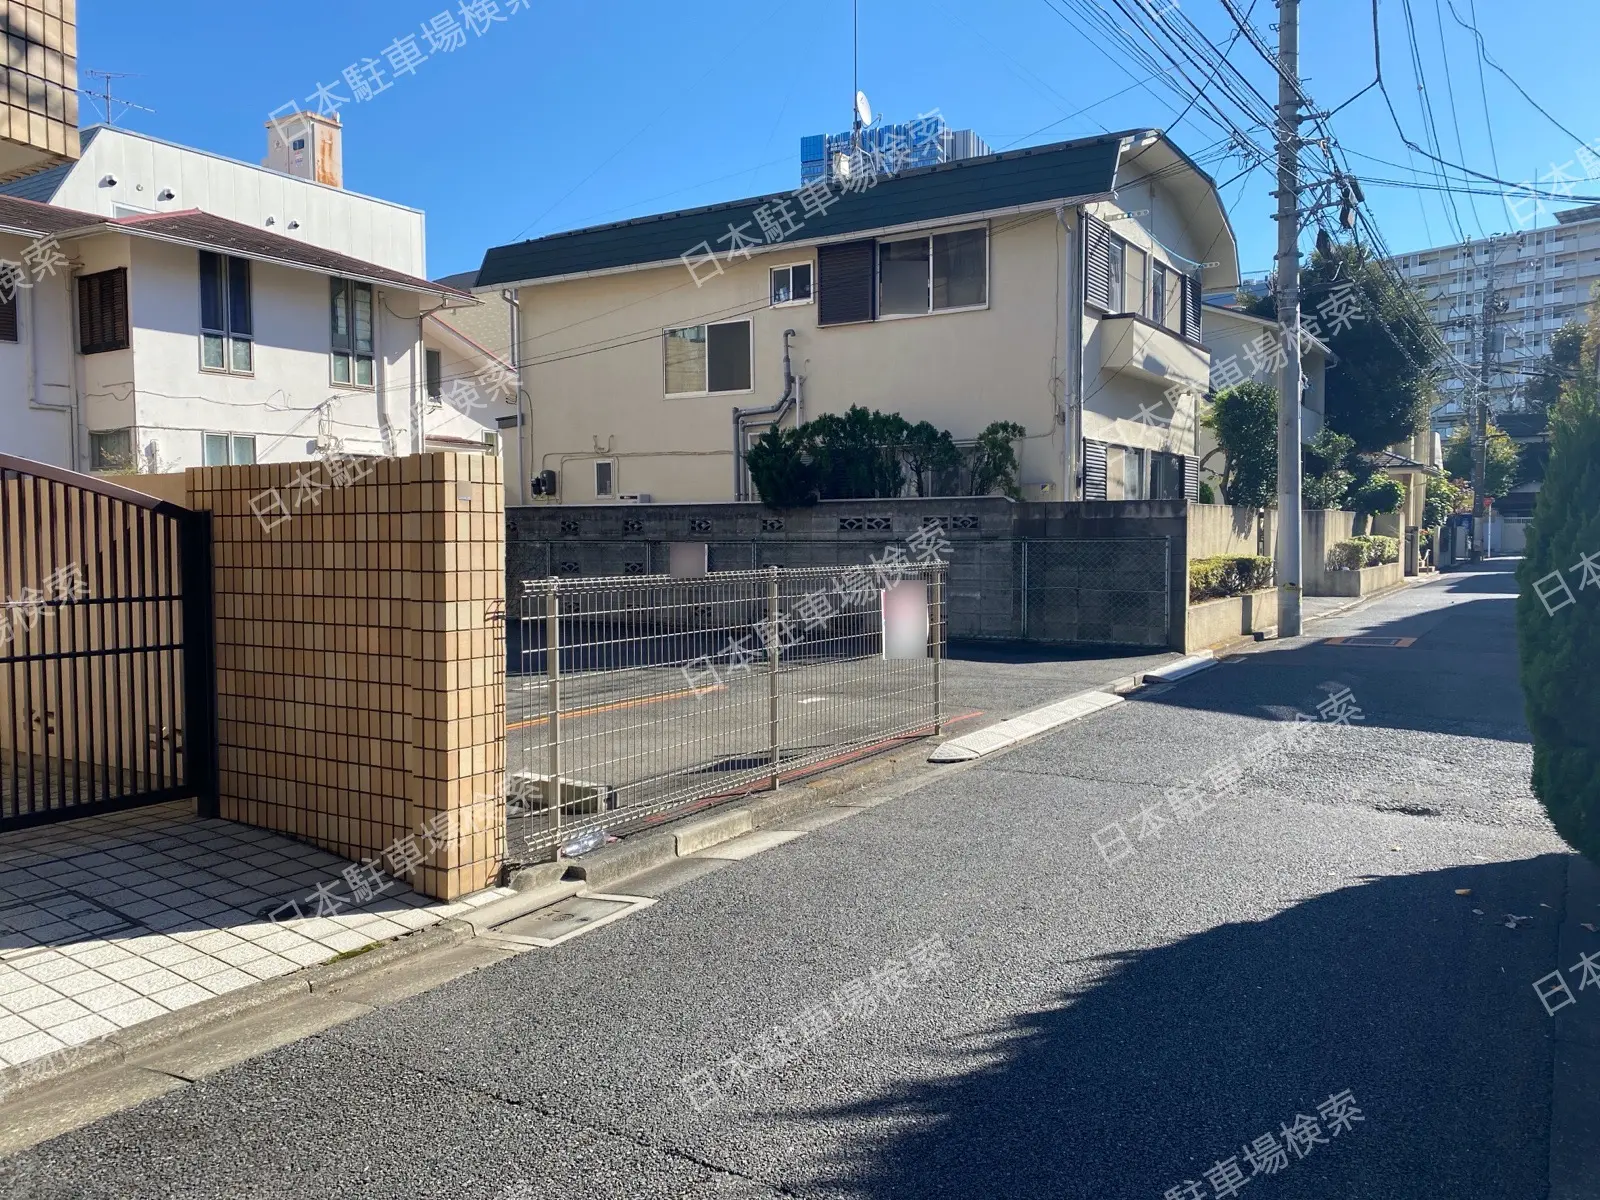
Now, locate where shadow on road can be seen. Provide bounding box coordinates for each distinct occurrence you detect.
[813,855,1574,1200]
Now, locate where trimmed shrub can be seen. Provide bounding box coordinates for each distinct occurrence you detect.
[1516,390,1600,863]
[1189,554,1274,603]
[1197,480,1217,505]
[1327,535,1399,570]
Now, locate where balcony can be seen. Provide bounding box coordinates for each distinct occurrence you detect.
[1096,314,1209,391]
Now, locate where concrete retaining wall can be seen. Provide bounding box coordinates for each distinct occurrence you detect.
[1187,503,1263,560]
[1320,561,1404,597]
[1185,588,1277,652]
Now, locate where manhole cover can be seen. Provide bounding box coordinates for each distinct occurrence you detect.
[488,893,653,947]
[1322,636,1416,648]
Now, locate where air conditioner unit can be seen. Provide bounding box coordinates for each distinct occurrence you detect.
[616,493,652,504]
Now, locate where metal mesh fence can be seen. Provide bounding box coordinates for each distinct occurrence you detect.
[507,562,946,863]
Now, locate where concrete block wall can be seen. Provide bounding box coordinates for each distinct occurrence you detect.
[507,497,1182,649]
[187,452,506,901]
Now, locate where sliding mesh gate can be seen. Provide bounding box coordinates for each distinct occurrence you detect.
[1,455,217,831]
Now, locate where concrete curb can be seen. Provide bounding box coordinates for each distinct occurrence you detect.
[1549,852,1600,1200]
[927,690,1125,762]
[1142,651,1216,684]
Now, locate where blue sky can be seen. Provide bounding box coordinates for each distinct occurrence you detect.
[83,1,1600,280]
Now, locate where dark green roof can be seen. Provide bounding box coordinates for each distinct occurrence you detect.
[476,132,1130,288]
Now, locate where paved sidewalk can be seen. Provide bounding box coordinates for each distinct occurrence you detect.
[0,803,512,1071]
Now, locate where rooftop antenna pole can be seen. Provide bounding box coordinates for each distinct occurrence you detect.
[852,0,860,151]
[81,70,154,127]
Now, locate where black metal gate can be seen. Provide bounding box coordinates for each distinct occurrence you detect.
[1,455,217,830]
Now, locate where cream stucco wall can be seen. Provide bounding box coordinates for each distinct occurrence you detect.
[514,188,1224,506]
[517,211,1071,504]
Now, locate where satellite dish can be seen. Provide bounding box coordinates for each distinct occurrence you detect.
[855,90,873,128]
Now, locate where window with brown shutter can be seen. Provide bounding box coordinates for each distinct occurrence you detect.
[0,288,17,343]
[817,239,876,326]
[79,268,130,355]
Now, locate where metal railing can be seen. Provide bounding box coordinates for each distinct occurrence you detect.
[507,562,946,863]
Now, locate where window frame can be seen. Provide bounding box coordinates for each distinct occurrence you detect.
[88,428,134,472]
[769,261,814,307]
[203,432,257,467]
[662,317,754,399]
[425,347,443,402]
[198,252,254,376]
[594,459,615,498]
[329,276,375,390]
[875,222,990,321]
[0,283,17,343]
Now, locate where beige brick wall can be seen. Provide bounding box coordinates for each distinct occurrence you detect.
[186,452,505,901]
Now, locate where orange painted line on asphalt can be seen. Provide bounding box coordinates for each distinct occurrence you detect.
[507,683,727,731]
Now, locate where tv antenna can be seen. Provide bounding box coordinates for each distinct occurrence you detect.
[82,70,156,127]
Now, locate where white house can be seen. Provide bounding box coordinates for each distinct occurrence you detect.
[0,117,515,473]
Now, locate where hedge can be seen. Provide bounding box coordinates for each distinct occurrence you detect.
[1516,392,1600,863]
[1189,555,1274,603]
[1326,535,1400,570]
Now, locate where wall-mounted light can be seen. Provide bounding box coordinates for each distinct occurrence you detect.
[99,174,117,187]
[264,216,276,226]
[157,188,175,201]
[287,220,300,230]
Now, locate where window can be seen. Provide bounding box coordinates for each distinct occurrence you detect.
[1104,445,1149,500]
[425,348,443,401]
[1106,237,1125,311]
[770,263,812,305]
[203,433,256,466]
[663,319,751,396]
[291,137,306,152]
[878,227,988,317]
[0,286,16,343]
[595,460,614,497]
[78,268,129,355]
[1150,451,1185,500]
[89,428,133,472]
[817,239,876,325]
[482,431,500,452]
[1150,262,1182,332]
[330,277,374,386]
[199,252,253,373]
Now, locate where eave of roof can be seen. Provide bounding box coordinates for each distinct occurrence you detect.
[1202,301,1338,362]
[477,132,1135,289]
[56,209,471,302]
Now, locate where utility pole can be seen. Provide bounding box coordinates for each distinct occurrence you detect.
[1274,0,1304,637]
[1472,236,1502,560]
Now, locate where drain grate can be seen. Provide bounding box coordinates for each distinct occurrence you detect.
[486,892,654,948]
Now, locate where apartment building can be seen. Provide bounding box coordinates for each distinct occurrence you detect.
[0,0,78,181]
[1389,205,1600,431]
[476,129,1237,507]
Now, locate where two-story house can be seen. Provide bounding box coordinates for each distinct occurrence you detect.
[0,117,510,473]
[472,129,1238,505]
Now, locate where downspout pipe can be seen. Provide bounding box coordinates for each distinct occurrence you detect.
[504,288,524,504]
[1068,207,1088,500]
[731,328,797,501]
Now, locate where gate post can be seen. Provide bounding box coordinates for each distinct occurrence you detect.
[178,509,219,819]
[767,566,780,790]
[932,562,944,736]
[546,579,563,854]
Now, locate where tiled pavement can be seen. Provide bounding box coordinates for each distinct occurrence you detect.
[0,802,513,1072]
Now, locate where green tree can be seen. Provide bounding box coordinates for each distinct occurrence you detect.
[1301,428,1355,510]
[1442,423,1521,501]
[805,406,908,499]
[901,420,961,497]
[1522,321,1586,422]
[967,421,1026,499]
[744,425,819,508]
[1349,474,1405,535]
[1202,381,1277,509]
[1516,384,1600,863]
[1422,474,1468,527]
[1247,243,1438,452]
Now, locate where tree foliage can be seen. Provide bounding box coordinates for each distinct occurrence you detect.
[1247,243,1438,453]
[1422,474,1468,528]
[1516,381,1600,863]
[1202,381,1277,509]
[1442,423,1521,501]
[1301,428,1355,510]
[742,406,1026,507]
[1349,474,1405,534]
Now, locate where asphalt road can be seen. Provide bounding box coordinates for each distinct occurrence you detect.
[4,560,1593,1200]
